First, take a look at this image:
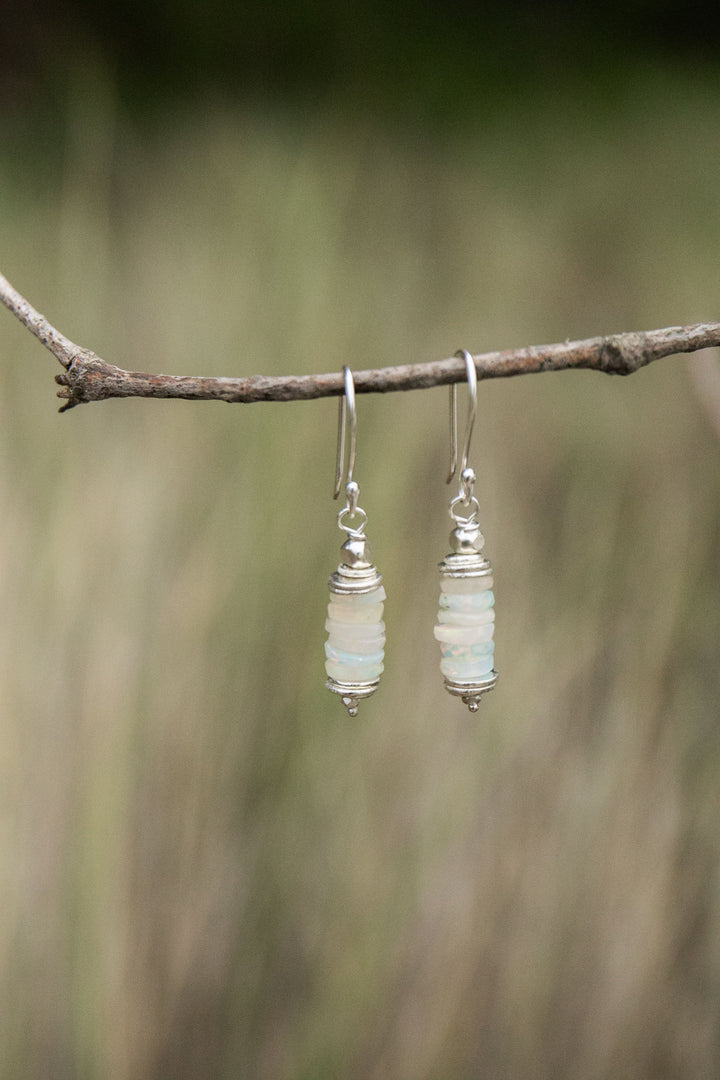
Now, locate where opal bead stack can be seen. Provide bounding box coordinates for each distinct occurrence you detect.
[435,476,497,712]
[325,530,385,717]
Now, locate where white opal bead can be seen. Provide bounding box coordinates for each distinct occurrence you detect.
[325,659,384,683]
[327,600,384,625]
[325,618,386,640]
[441,646,494,665]
[433,624,495,645]
[329,586,386,605]
[325,643,384,663]
[440,576,493,595]
[439,625,494,649]
[325,629,386,655]
[440,656,495,680]
[439,590,495,612]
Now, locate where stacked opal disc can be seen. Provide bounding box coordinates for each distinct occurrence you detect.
[325,531,385,716]
[435,539,497,711]
[325,584,386,689]
[435,573,494,678]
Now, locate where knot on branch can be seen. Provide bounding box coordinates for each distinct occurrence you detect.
[597,332,649,376]
[55,350,121,412]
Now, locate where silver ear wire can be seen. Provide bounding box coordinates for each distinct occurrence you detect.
[447,348,478,484]
[334,365,357,499]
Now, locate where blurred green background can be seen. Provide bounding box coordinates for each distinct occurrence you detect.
[2,4,720,1078]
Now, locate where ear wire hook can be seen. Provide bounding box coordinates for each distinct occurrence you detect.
[447,349,478,484]
[334,365,357,500]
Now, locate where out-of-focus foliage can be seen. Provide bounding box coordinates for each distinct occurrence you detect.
[1,48,720,1080]
[4,0,720,116]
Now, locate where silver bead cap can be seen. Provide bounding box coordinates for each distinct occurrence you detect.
[438,550,493,578]
[326,677,380,717]
[444,671,498,712]
[328,561,383,595]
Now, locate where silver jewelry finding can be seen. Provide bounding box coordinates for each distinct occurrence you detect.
[434,349,498,712]
[324,367,386,716]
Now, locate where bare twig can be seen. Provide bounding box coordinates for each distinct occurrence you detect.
[0,271,87,370]
[2,269,720,412]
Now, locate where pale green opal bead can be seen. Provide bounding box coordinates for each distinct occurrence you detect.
[436,608,495,626]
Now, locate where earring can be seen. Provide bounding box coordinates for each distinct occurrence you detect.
[434,349,497,712]
[324,366,386,717]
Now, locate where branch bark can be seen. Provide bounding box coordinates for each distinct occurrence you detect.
[2,269,719,411]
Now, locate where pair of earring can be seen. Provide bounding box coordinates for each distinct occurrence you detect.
[323,352,497,716]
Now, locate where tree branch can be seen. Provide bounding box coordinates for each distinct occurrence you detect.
[2,269,719,412]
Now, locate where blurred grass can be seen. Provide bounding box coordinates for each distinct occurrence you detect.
[1,69,720,1079]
